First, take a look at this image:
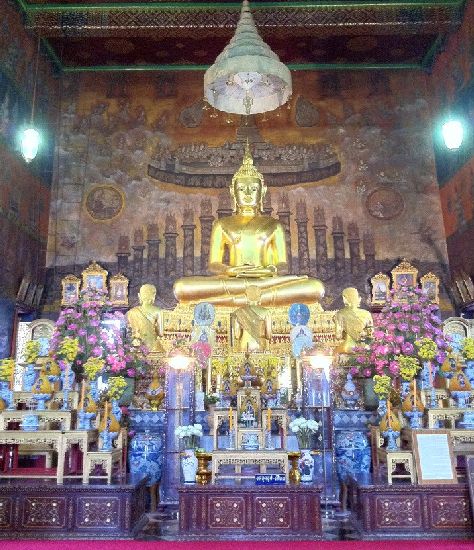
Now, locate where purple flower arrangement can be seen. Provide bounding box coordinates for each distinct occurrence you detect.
[50,287,156,378]
[350,286,450,380]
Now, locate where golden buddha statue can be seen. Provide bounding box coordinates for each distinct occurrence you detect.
[231,286,272,352]
[126,284,164,352]
[173,143,324,307]
[335,287,373,354]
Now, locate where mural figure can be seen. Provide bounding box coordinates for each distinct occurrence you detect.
[173,142,324,307]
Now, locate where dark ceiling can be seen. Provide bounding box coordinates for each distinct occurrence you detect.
[15,0,467,72]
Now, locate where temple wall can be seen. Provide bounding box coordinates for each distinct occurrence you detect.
[430,0,474,278]
[45,68,450,311]
[0,0,57,355]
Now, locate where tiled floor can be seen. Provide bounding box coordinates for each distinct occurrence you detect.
[136,504,358,541]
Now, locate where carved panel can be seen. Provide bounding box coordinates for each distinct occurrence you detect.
[429,496,472,529]
[22,497,66,528]
[375,496,421,529]
[208,496,245,529]
[255,497,291,529]
[0,497,12,528]
[76,497,120,528]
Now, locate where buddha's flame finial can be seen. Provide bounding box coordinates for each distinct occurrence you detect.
[232,139,264,186]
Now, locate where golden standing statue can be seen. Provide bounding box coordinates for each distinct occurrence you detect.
[335,287,373,354]
[126,284,164,352]
[231,286,272,352]
[174,143,324,306]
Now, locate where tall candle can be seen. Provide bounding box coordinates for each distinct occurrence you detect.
[267,407,271,431]
[229,407,233,431]
[104,401,109,424]
[413,379,417,410]
[428,361,433,388]
[10,363,15,390]
[80,380,86,409]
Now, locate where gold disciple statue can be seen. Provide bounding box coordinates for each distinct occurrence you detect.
[174,143,324,307]
[335,287,373,354]
[231,286,272,352]
[126,284,164,352]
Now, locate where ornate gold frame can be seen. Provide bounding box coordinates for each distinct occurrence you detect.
[420,272,440,304]
[391,259,418,295]
[81,262,108,294]
[61,274,81,306]
[109,273,129,306]
[370,272,390,305]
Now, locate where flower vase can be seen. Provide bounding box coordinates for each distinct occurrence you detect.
[111,399,122,422]
[182,449,198,483]
[401,381,411,399]
[298,449,314,482]
[451,391,471,409]
[34,393,51,411]
[89,379,99,402]
[405,410,423,429]
[100,430,118,452]
[382,429,400,452]
[377,398,387,419]
[23,364,37,392]
[77,410,96,430]
[465,360,474,386]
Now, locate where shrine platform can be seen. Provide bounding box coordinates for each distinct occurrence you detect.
[0,476,148,539]
[178,481,323,540]
[348,475,473,540]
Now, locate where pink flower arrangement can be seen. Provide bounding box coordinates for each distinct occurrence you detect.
[50,286,153,378]
[350,285,449,380]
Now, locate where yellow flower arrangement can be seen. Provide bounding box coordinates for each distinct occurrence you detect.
[24,340,40,364]
[58,337,80,362]
[0,358,15,381]
[396,355,420,381]
[83,357,105,380]
[415,337,437,360]
[373,374,391,399]
[107,376,128,400]
[462,338,474,361]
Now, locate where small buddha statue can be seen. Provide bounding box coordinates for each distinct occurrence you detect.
[231,286,272,352]
[335,287,373,354]
[126,284,164,352]
[173,142,324,307]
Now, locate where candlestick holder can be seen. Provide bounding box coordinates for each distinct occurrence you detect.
[265,429,274,450]
[78,410,96,430]
[430,387,437,409]
[405,410,423,429]
[61,388,70,411]
[226,428,235,450]
[382,428,400,451]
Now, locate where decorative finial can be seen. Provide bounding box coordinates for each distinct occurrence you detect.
[231,141,264,185]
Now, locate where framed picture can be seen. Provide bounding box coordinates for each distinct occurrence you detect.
[370,273,390,305]
[391,259,418,299]
[61,275,81,306]
[16,277,30,303]
[109,273,129,306]
[420,272,440,304]
[412,429,457,485]
[81,261,108,295]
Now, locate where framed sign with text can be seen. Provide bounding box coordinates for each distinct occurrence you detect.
[412,429,457,485]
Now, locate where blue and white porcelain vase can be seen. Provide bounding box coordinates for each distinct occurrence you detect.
[298,449,314,482]
[335,431,371,482]
[464,360,474,386]
[23,364,37,392]
[377,398,387,418]
[181,449,198,483]
[129,429,163,486]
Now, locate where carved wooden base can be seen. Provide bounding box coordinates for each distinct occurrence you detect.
[0,477,148,539]
[349,478,473,539]
[178,482,323,540]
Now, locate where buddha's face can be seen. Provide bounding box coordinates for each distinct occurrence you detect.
[234,177,264,210]
[139,284,156,305]
[342,288,361,307]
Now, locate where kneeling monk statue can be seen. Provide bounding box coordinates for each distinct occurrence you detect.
[174,143,324,307]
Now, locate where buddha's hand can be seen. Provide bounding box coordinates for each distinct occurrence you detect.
[227,264,277,278]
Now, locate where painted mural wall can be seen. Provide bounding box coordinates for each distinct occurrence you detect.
[431,0,474,281]
[0,0,56,355]
[46,68,449,311]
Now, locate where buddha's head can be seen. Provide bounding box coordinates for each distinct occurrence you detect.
[342,287,361,308]
[231,141,266,213]
[138,283,157,306]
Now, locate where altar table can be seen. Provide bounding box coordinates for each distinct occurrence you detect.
[178,482,322,540]
[211,450,289,482]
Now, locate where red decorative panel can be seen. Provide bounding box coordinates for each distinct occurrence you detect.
[208,496,245,529]
[429,495,472,529]
[255,497,291,529]
[374,495,422,529]
[22,497,66,528]
[76,497,120,529]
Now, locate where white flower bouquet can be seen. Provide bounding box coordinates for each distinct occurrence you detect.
[289,417,319,449]
[175,423,203,449]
